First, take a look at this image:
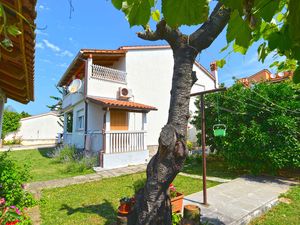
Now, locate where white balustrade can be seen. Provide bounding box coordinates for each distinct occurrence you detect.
[91,64,127,84]
[105,131,146,154]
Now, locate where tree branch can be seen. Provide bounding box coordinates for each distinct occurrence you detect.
[190,2,231,51]
[137,20,185,48]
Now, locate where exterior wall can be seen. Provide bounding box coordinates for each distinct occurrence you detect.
[125,48,216,146]
[70,101,85,149]
[5,112,63,145]
[87,78,127,99]
[102,150,149,169]
[62,80,84,110]
[87,102,104,152]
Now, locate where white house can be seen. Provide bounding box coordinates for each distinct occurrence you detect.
[58,45,217,169]
[5,111,63,146]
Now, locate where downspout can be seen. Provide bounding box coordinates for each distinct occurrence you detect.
[84,54,93,152]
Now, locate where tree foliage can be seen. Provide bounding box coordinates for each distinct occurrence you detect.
[47,86,64,128]
[2,110,21,139]
[111,0,300,83]
[192,81,300,174]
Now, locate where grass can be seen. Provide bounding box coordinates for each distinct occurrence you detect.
[2,148,94,182]
[250,185,300,225]
[182,154,246,179]
[40,172,219,225]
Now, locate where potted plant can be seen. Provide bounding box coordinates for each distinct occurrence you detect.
[169,184,184,213]
[118,197,134,215]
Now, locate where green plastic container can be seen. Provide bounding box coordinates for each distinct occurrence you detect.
[213,124,227,137]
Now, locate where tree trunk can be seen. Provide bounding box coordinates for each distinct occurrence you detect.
[133,46,197,225]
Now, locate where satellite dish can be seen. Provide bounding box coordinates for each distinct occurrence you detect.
[270,73,276,79]
[68,79,82,93]
[278,72,284,77]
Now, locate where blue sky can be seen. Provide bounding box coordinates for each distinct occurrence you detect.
[7,0,277,115]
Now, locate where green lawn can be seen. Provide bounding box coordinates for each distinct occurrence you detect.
[182,155,246,179]
[2,148,94,182]
[250,185,300,225]
[40,173,219,225]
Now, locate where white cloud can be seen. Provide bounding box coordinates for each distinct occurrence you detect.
[58,63,68,68]
[43,39,60,52]
[60,50,74,57]
[38,4,50,10]
[39,5,45,10]
[69,37,73,41]
[36,42,44,49]
[36,30,48,36]
[40,59,52,63]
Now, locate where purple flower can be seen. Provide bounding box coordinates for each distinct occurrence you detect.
[21,184,26,189]
[0,198,5,205]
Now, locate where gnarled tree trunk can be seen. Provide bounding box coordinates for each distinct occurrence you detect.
[131,3,231,225]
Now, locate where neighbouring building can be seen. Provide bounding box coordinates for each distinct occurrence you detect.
[0,0,36,147]
[238,69,294,86]
[58,45,217,169]
[4,112,63,146]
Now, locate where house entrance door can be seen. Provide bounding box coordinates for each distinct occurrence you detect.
[110,110,128,131]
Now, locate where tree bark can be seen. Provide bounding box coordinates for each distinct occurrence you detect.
[132,3,231,225]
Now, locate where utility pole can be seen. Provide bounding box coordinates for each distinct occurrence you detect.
[190,87,226,205]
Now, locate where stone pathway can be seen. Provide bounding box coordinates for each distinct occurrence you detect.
[26,164,147,198]
[179,172,232,183]
[0,144,55,152]
[183,175,298,225]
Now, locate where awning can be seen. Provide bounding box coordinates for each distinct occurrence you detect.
[0,0,37,104]
[87,97,157,112]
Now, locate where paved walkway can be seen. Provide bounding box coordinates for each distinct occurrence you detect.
[183,175,297,225]
[179,172,232,183]
[27,164,147,198]
[0,144,55,151]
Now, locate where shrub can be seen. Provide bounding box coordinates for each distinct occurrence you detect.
[192,81,300,174]
[2,111,21,139]
[51,145,97,173]
[0,152,35,209]
[3,138,22,146]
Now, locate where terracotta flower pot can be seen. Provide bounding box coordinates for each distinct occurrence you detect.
[171,192,184,213]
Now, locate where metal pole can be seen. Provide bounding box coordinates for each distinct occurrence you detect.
[201,94,207,205]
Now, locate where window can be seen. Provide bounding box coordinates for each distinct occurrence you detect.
[76,109,84,130]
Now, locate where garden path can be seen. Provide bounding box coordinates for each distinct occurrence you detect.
[183,175,298,225]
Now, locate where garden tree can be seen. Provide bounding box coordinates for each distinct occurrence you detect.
[1,110,21,139]
[20,111,31,118]
[192,81,300,174]
[47,86,64,128]
[109,0,300,224]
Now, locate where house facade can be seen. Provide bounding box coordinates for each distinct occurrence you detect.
[58,46,217,169]
[4,112,63,146]
[238,69,294,86]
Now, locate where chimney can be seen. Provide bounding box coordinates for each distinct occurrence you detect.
[210,62,219,88]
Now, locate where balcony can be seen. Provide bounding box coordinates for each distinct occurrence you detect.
[62,81,84,110]
[91,64,127,84]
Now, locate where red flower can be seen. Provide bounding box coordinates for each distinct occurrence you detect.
[0,198,5,205]
[6,220,20,225]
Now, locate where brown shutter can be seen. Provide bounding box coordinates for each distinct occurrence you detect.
[110,110,128,130]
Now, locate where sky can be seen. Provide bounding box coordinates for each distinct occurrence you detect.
[7,0,278,115]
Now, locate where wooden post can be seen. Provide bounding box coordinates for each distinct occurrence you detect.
[0,95,5,147]
[190,87,226,205]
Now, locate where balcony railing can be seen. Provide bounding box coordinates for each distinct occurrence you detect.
[91,64,127,84]
[105,130,146,154]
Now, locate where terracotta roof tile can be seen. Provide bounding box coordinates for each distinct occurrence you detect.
[87,97,157,112]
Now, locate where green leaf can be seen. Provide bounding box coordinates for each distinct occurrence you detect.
[254,0,280,22]
[162,0,209,28]
[7,25,22,37]
[292,67,300,84]
[287,0,300,49]
[226,10,251,48]
[233,42,248,54]
[220,43,230,53]
[221,0,243,14]
[148,0,156,7]
[0,6,3,17]
[122,0,152,27]
[111,0,123,10]
[257,42,268,63]
[216,59,226,68]
[276,13,284,22]
[151,9,160,22]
